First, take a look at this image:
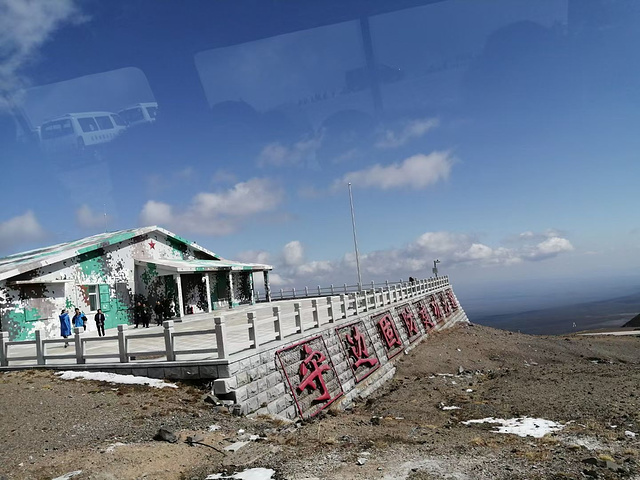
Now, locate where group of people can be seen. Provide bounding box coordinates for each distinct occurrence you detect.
[59,307,108,345]
[133,300,166,328]
[58,297,169,342]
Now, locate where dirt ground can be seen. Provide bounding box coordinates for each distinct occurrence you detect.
[1,323,639,480]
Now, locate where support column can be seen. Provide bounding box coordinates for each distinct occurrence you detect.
[204,273,212,313]
[249,272,255,305]
[263,270,272,302]
[174,274,184,320]
[227,270,235,308]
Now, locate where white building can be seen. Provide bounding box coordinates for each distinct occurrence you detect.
[0,226,272,341]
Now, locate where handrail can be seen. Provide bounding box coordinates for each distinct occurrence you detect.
[0,276,453,366]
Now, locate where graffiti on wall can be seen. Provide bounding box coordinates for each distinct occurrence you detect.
[374,311,404,360]
[277,335,343,419]
[336,320,380,383]
[0,228,220,340]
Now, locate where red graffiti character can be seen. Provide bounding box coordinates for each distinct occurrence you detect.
[346,326,378,369]
[439,292,452,316]
[416,301,435,330]
[400,306,419,337]
[429,295,443,322]
[297,344,331,402]
[377,314,402,349]
[446,289,458,310]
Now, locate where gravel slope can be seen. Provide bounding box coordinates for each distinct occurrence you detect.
[1,324,639,480]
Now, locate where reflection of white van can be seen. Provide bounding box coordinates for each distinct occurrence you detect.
[40,112,127,152]
[118,102,158,126]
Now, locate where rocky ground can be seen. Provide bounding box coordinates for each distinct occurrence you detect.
[1,323,639,480]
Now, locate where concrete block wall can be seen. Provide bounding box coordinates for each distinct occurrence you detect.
[221,285,469,420]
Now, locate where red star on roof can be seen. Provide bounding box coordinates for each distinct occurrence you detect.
[149,241,156,249]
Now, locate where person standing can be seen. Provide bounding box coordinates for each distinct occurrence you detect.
[94,308,106,337]
[72,308,87,331]
[154,300,164,326]
[134,301,144,328]
[142,303,151,328]
[59,309,71,347]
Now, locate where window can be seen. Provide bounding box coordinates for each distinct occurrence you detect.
[120,107,144,124]
[40,119,73,139]
[95,115,114,130]
[111,114,126,127]
[88,285,99,311]
[146,106,158,119]
[77,117,98,133]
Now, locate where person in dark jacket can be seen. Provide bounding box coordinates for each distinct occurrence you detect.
[94,308,106,336]
[142,303,151,328]
[154,300,164,326]
[133,301,144,328]
[59,309,71,347]
[72,308,87,331]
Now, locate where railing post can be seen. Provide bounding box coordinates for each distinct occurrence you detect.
[74,327,85,364]
[247,312,259,349]
[35,330,45,365]
[340,294,347,318]
[343,283,348,294]
[311,299,320,328]
[280,288,284,300]
[292,287,296,299]
[326,297,335,323]
[294,302,303,333]
[272,306,282,340]
[371,289,377,309]
[371,281,375,291]
[117,324,128,363]
[304,286,309,297]
[214,316,227,359]
[330,284,335,295]
[317,285,321,296]
[163,320,175,362]
[0,331,8,366]
[353,293,360,315]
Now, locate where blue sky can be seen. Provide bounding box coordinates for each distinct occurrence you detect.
[2,0,640,315]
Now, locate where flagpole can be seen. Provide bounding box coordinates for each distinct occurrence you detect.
[348,183,363,291]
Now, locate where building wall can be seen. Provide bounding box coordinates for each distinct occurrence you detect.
[0,231,213,341]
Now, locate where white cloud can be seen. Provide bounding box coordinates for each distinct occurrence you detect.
[282,240,304,266]
[0,210,46,251]
[75,204,111,229]
[333,151,454,190]
[375,118,439,148]
[236,249,271,265]
[139,178,284,236]
[211,169,237,184]
[0,0,84,108]
[247,229,575,289]
[526,236,574,260]
[258,134,321,168]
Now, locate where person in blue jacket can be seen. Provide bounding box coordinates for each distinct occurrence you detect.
[59,309,71,347]
[72,308,87,332]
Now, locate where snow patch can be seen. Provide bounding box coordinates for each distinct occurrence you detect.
[462,417,565,438]
[52,471,83,480]
[625,430,637,438]
[104,442,126,453]
[205,468,276,480]
[441,406,461,411]
[208,424,221,432]
[56,371,178,389]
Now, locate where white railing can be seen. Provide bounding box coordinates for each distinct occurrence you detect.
[255,277,448,302]
[0,276,450,367]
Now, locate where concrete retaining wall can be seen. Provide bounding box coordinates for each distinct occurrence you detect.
[217,286,468,419]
